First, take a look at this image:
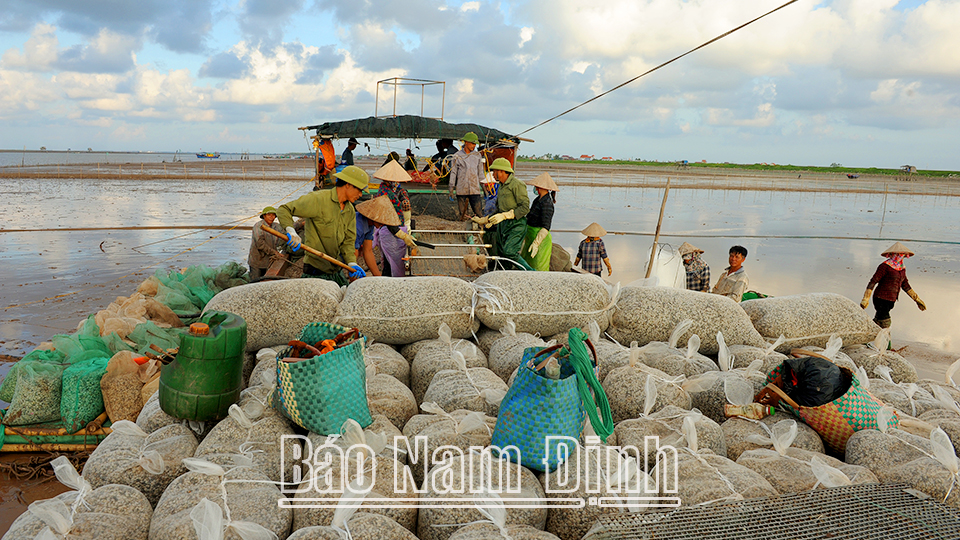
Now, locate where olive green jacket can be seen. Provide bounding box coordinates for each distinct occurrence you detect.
[496,174,530,219]
[277,188,357,274]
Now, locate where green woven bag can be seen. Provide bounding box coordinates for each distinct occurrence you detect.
[275,322,372,435]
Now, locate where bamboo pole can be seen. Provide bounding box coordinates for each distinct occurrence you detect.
[0,444,101,453]
[645,177,671,279]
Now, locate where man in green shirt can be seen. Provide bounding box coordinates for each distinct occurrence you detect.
[278,165,370,285]
[472,158,533,270]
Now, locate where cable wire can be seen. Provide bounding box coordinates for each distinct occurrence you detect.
[515,0,801,137]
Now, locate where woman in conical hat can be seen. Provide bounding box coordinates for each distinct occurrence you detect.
[859,241,925,329]
[575,223,612,277]
[374,159,413,229]
[355,195,416,277]
[521,172,559,271]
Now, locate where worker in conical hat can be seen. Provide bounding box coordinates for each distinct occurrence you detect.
[374,159,414,228]
[472,158,533,270]
[575,223,612,277]
[354,195,416,277]
[248,206,282,281]
[679,242,710,293]
[860,242,925,329]
[521,172,559,271]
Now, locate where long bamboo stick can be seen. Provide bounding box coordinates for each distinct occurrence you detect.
[0,444,101,453]
[260,224,353,272]
[645,178,671,279]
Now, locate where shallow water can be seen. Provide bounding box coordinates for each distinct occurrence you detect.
[2,171,958,357]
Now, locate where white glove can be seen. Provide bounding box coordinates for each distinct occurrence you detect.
[285,227,301,250]
[529,228,549,257]
[402,210,412,232]
[487,209,515,226]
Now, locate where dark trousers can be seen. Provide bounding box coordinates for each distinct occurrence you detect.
[873,297,895,327]
[457,195,483,220]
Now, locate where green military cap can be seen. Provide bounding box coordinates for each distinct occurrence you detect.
[334,165,370,190]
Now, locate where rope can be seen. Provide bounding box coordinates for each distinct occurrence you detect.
[3,177,315,311]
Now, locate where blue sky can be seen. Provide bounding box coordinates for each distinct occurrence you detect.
[1,0,958,170]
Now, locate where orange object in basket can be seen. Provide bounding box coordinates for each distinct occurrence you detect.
[318,339,336,354]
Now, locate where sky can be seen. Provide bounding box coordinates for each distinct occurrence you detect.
[0,0,958,170]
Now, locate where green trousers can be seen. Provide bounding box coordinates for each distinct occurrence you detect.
[488,218,533,271]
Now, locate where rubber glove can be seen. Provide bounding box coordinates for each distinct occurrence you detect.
[487,209,515,226]
[448,190,456,201]
[604,258,613,276]
[471,216,489,226]
[348,264,366,279]
[907,289,926,311]
[402,210,412,231]
[529,228,550,257]
[860,289,872,309]
[395,230,417,249]
[285,227,302,251]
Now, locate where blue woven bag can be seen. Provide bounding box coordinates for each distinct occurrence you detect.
[275,322,372,435]
[492,328,614,472]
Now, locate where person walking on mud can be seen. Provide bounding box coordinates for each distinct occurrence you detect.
[473,158,532,270]
[860,242,926,329]
[278,165,370,285]
[448,132,485,220]
[247,206,282,281]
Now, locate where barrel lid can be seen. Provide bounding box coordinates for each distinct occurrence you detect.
[190,322,210,336]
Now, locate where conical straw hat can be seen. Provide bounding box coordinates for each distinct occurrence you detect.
[581,222,607,237]
[678,242,703,256]
[355,195,401,226]
[373,159,412,183]
[881,241,914,257]
[526,172,559,191]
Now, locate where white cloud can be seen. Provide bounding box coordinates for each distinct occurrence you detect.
[1,23,59,71]
[461,2,480,13]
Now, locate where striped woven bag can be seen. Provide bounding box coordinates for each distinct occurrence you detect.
[275,322,372,435]
[492,327,614,472]
[759,362,899,454]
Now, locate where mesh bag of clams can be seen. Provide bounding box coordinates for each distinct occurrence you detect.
[422,359,508,417]
[365,342,411,387]
[740,292,880,352]
[445,492,562,540]
[365,367,418,431]
[681,333,768,424]
[411,324,489,403]
[82,420,198,506]
[135,391,213,441]
[3,456,153,540]
[473,271,616,337]
[288,510,416,540]
[734,418,878,494]
[843,329,918,383]
[194,403,298,483]
[607,286,767,354]
[401,403,498,485]
[634,319,719,378]
[417,453,547,540]
[615,406,725,467]
[487,319,547,382]
[293,419,418,533]
[601,344,692,423]
[149,458,292,540]
[336,277,478,345]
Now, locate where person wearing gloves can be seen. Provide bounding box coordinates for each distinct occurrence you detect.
[247,206,283,281]
[680,242,710,293]
[575,222,612,277]
[277,165,369,285]
[860,242,926,329]
[472,158,533,270]
[448,132,485,220]
[356,195,417,277]
[521,172,558,271]
[374,159,415,229]
[481,171,499,217]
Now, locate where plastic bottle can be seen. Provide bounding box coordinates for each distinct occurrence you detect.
[724,403,775,420]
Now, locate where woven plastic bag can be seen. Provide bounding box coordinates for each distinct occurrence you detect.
[61,356,110,432]
[758,361,899,453]
[492,328,614,472]
[275,322,372,435]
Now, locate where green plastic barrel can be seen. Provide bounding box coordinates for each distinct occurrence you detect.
[159,311,247,421]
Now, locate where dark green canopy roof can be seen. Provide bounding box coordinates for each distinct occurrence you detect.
[304,115,519,145]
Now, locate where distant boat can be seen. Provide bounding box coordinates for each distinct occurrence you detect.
[197,152,220,159]
[263,154,292,159]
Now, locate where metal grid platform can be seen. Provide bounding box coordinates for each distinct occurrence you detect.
[587,484,960,540]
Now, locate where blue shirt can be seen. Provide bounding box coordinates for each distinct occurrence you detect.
[355,214,374,250]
